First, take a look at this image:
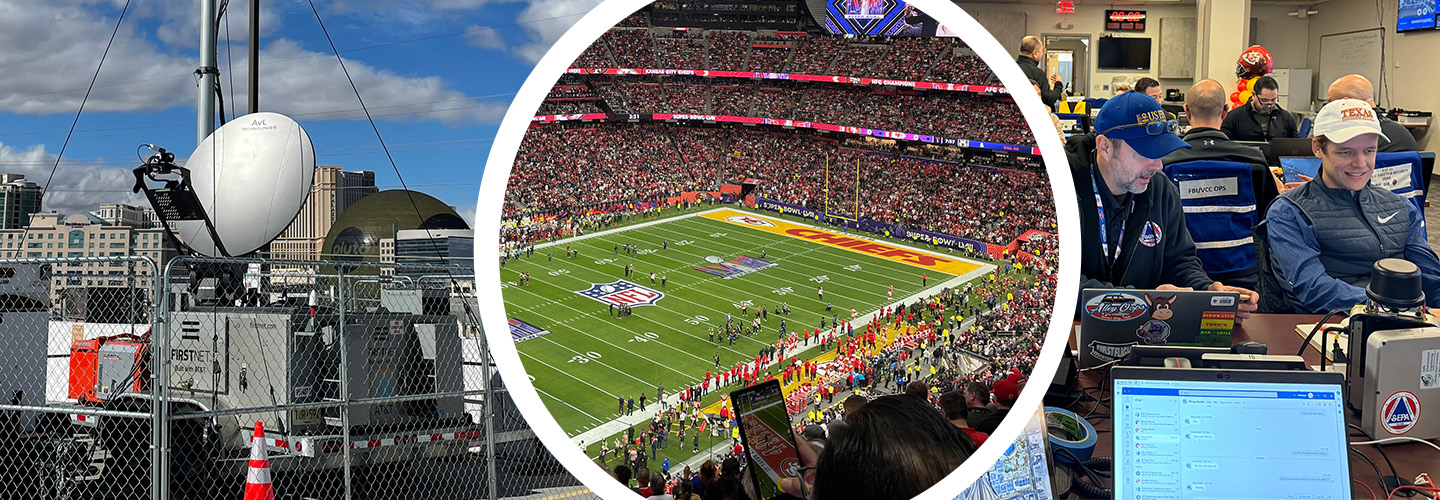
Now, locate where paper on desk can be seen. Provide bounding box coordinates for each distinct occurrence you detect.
[1294,319,1350,362]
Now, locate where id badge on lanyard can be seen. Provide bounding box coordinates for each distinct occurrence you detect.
[1091,168,1132,277]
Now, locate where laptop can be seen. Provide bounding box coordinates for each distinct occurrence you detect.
[1077,289,1240,370]
[954,404,1055,500]
[1265,137,1315,166]
[1111,367,1350,500]
[1278,156,1322,184]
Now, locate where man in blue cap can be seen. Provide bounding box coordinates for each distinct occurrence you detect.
[1070,91,1259,315]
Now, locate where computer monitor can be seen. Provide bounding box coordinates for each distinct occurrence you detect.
[954,404,1055,500]
[1111,367,1349,500]
[1278,156,1322,184]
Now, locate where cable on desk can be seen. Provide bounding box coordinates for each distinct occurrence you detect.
[1351,437,1440,455]
[1296,308,1350,357]
[1352,447,1387,494]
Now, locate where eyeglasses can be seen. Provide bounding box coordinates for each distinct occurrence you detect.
[1100,120,1178,137]
[1256,96,1278,105]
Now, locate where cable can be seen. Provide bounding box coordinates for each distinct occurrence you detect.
[1296,308,1349,357]
[1388,485,1439,500]
[1351,423,1403,489]
[1354,479,1377,500]
[1351,447,1387,495]
[23,0,134,250]
[1352,437,1440,454]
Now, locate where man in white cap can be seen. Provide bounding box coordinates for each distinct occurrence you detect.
[1262,98,1440,313]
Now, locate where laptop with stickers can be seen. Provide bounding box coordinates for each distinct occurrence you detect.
[1077,289,1241,369]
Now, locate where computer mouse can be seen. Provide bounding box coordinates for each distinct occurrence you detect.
[1232,341,1267,355]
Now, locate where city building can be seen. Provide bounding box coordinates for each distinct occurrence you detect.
[0,174,42,230]
[270,166,377,261]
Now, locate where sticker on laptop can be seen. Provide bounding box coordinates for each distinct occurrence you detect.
[1144,294,1176,320]
[1136,320,1171,344]
[1084,292,1148,322]
[1381,391,1420,435]
[1210,295,1237,307]
[1200,311,1236,332]
[1088,340,1138,363]
[1138,221,1163,247]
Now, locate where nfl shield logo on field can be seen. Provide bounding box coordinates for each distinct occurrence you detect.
[577,280,665,306]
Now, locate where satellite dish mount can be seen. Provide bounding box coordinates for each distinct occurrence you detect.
[131,145,231,257]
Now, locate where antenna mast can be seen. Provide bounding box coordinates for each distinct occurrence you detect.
[197,0,218,145]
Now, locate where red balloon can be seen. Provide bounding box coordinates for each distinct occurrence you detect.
[1235,45,1273,79]
[1230,91,1242,105]
[1237,79,1248,92]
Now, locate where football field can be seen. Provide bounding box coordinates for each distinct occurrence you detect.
[500,207,993,435]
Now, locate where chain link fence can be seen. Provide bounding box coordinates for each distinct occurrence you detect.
[0,256,593,500]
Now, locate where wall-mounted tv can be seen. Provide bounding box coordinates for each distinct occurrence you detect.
[1397,0,1438,32]
[1097,37,1151,70]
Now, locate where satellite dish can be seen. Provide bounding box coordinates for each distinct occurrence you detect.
[172,112,315,257]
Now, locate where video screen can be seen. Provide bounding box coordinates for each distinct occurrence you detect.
[1398,0,1438,31]
[821,1,958,37]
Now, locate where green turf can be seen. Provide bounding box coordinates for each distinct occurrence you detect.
[499,208,981,435]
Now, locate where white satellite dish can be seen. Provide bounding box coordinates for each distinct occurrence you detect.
[172,112,315,257]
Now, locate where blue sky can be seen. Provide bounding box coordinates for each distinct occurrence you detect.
[0,0,605,222]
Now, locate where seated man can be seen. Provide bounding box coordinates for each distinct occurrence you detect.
[1263,99,1440,313]
[1221,76,1301,141]
[1326,74,1419,153]
[1069,91,1259,315]
[1163,79,1268,166]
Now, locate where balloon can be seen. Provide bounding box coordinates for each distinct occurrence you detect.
[1248,76,1261,92]
[1239,90,1254,103]
[1237,79,1248,92]
[1230,92,1242,105]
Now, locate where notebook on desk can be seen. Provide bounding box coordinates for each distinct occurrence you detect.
[1111,366,1350,500]
[1077,289,1240,370]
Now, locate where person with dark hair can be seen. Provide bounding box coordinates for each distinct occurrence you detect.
[1134,77,1162,103]
[648,475,675,500]
[803,395,978,500]
[963,381,993,428]
[637,467,653,497]
[615,464,639,494]
[692,459,717,498]
[841,394,868,419]
[1222,75,1300,141]
[903,380,929,400]
[704,457,749,500]
[938,390,989,448]
[1163,79,1268,166]
[975,374,1021,435]
[1017,36,1063,108]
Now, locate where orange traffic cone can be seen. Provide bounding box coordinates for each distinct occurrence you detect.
[245,421,275,500]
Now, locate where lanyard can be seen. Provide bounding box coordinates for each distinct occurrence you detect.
[1091,168,1131,270]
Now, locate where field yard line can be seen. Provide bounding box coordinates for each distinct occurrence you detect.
[519,350,620,401]
[505,269,770,356]
[527,207,730,250]
[533,335,672,388]
[534,386,606,427]
[502,284,713,378]
[643,222,922,299]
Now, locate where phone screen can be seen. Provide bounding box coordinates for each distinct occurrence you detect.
[731,379,800,500]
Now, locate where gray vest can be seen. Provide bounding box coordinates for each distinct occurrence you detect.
[1282,181,1410,287]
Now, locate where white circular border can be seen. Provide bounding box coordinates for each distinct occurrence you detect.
[473,1,1082,498]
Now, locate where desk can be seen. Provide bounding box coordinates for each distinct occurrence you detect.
[1066,314,1440,498]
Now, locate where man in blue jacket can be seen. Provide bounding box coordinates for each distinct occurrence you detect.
[1263,98,1440,313]
[1070,91,1258,316]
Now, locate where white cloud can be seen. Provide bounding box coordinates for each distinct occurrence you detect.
[464,25,505,50]
[0,141,145,216]
[0,3,504,124]
[458,205,476,227]
[511,0,604,64]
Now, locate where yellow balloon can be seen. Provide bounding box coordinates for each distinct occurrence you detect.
[1239,90,1254,103]
[1247,76,1260,91]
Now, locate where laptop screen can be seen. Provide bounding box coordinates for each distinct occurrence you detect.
[1112,370,1350,500]
[1279,156,1322,184]
[954,405,1054,500]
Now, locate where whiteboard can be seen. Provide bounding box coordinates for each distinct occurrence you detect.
[1319,28,1384,103]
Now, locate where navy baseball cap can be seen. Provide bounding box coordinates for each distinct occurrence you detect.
[1094,91,1191,159]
